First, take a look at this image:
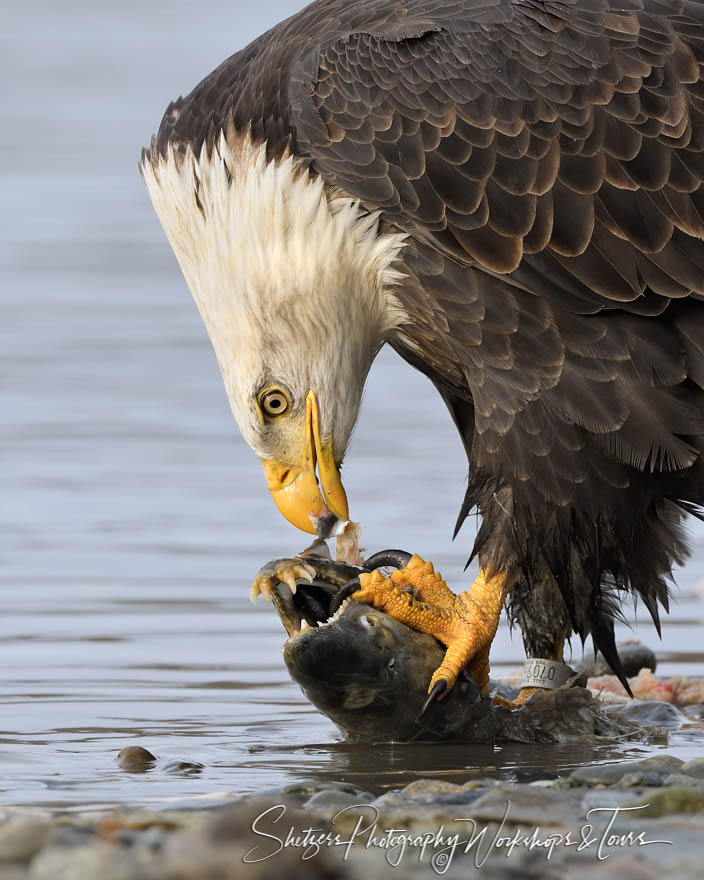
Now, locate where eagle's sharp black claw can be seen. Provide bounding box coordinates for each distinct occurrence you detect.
[363,549,413,571]
[329,577,360,615]
[417,679,447,720]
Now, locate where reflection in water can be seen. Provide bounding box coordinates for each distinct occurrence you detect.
[3,0,704,809]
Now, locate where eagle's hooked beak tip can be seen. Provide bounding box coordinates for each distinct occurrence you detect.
[260,390,349,535]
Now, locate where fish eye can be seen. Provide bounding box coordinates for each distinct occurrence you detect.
[259,387,290,417]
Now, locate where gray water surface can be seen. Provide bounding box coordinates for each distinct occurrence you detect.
[3,1,704,809]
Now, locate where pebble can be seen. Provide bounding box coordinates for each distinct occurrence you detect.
[116,746,156,773]
[302,789,374,814]
[678,756,704,779]
[575,641,657,678]
[604,700,685,729]
[634,787,704,818]
[0,817,51,862]
[163,760,205,776]
[280,779,367,801]
[662,773,704,789]
[568,755,683,788]
[29,842,152,880]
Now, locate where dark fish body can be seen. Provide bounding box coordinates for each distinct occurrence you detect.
[283,599,498,743]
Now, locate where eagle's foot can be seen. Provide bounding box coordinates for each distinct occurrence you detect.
[513,686,540,705]
[492,693,520,710]
[250,558,315,603]
[351,555,507,700]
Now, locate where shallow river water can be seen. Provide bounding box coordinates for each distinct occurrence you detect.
[3,1,704,810]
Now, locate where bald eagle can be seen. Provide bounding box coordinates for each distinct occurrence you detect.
[142,0,704,697]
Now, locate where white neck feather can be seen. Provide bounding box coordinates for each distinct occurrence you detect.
[140,133,409,454]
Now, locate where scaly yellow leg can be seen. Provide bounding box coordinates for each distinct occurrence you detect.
[351,555,507,700]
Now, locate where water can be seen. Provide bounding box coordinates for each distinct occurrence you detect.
[2,0,704,810]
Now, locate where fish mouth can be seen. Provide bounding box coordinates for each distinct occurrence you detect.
[265,549,413,641]
[270,578,354,640]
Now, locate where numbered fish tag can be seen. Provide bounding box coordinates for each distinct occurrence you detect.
[520,659,575,690]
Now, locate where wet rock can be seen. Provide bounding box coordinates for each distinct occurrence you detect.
[134,826,167,853]
[158,798,347,880]
[678,757,704,779]
[568,755,683,787]
[163,760,204,776]
[279,779,369,804]
[384,779,465,801]
[634,754,685,771]
[111,810,204,832]
[116,746,156,773]
[44,823,98,850]
[0,816,51,862]
[663,773,704,789]
[574,641,657,678]
[303,789,374,815]
[467,784,584,825]
[580,788,647,811]
[28,842,153,880]
[604,701,685,729]
[616,770,671,788]
[634,787,704,818]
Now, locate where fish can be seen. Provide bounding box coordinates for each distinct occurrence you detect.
[254,547,634,744]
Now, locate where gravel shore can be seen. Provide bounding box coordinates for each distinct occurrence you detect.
[2,751,704,879]
[3,672,704,879]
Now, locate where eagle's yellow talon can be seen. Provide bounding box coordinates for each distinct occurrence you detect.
[405,554,426,571]
[351,557,508,700]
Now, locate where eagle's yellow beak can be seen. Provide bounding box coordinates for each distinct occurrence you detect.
[260,391,349,534]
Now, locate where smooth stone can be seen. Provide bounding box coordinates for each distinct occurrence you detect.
[0,816,51,862]
[303,790,374,813]
[679,757,704,779]
[569,755,683,787]
[615,770,669,788]
[43,824,97,850]
[604,701,685,729]
[280,780,366,800]
[163,760,204,776]
[115,810,203,831]
[581,789,646,811]
[28,843,151,880]
[663,773,704,789]
[391,779,464,800]
[634,787,704,818]
[467,784,583,825]
[430,790,486,806]
[116,747,156,773]
[637,755,686,771]
[134,826,168,852]
[575,642,657,678]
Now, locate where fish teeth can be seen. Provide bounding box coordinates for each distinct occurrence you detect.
[323,597,350,626]
[277,562,315,595]
[250,576,275,604]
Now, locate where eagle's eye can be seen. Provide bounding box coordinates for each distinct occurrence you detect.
[259,386,290,417]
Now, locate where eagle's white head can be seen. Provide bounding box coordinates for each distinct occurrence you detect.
[141,131,408,533]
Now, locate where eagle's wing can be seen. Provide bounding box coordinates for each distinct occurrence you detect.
[289,0,704,656]
[292,0,704,303]
[289,0,704,480]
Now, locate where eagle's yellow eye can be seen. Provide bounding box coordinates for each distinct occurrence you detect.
[259,387,290,417]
